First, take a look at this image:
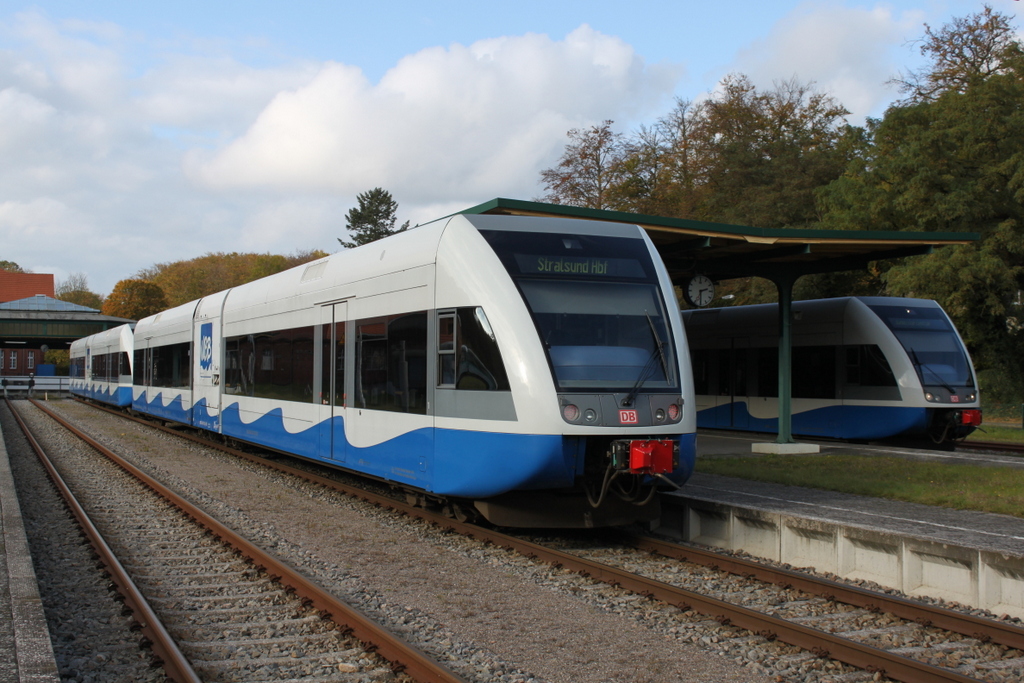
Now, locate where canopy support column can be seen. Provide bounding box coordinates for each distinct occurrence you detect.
[752,273,819,455]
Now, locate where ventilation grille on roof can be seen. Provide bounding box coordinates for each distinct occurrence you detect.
[301,260,329,283]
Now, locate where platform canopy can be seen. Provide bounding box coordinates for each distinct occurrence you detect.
[461,198,978,282]
[462,198,980,449]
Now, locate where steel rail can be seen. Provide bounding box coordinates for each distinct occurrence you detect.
[5,399,202,683]
[956,440,1024,454]
[615,531,1024,651]
[75,399,992,682]
[32,400,467,683]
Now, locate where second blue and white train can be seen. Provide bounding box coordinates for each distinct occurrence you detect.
[682,296,982,442]
[71,213,697,528]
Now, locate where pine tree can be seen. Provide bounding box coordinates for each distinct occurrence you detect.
[338,188,410,249]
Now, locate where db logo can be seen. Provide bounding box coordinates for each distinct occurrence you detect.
[199,323,214,370]
[619,409,639,424]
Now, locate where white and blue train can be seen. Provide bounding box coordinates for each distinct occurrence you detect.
[72,214,697,527]
[682,296,982,442]
[69,323,134,407]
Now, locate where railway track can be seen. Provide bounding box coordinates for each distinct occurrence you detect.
[65,398,1024,682]
[9,398,467,683]
[956,440,1024,455]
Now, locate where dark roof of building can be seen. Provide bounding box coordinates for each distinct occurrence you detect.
[460,198,979,282]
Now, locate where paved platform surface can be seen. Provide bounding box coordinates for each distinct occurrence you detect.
[0,426,59,682]
[678,431,1024,559]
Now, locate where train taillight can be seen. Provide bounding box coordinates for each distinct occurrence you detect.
[624,440,675,474]
[960,409,982,427]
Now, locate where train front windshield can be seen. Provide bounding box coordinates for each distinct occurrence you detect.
[479,229,678,393]
[868,304,975,388]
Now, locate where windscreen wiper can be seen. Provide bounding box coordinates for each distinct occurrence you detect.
[910,349,955,393]
[622,312,669,407]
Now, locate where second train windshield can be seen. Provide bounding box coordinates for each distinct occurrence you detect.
[867,304,975,388]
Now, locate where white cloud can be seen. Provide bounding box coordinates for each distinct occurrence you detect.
[187,25,681,202]
[729,2,925,124]
[0,14,679,296]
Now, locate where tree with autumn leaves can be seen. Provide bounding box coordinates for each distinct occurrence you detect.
[137,250,328,309]
[101,279,169,320]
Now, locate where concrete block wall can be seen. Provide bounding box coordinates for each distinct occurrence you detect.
[663,498,1024,619]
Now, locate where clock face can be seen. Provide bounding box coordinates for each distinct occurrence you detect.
[686,275,715,307]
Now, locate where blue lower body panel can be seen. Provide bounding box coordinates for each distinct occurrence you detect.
[696,402,930,440]
[201,400,700,499]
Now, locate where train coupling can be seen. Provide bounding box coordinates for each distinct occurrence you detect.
[610,439,678,475]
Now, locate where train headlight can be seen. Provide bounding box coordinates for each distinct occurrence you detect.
[562,404,580,422]
[925,392,935,402]
[965,392,976,402]
[584,408,598,423]
[667,404,680,421]
[655,408,666,422]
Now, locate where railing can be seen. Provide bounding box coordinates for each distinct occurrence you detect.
[1,375,71,396]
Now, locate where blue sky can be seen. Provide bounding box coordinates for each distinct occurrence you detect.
[0,1,1010,295]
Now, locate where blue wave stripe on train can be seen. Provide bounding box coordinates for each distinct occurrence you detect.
[73,382,132,407]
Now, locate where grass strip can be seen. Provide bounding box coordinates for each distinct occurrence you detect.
[698,454,1024,518]
[967,424,1024,443]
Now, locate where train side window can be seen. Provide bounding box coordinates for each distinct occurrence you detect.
[792,345,837,399]
[319,323,346,406]
[848,344,897,387]
[437,308,510,391]
[149,342,192,389]
[356,312,428,414]
[238,326,316,403]
[456,307,509,391]
[437,312,456,387]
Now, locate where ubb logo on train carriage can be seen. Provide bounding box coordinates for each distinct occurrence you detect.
[199,323,214,371]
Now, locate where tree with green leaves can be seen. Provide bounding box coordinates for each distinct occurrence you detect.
[0,260,25,272]
[101,279,169,320]
[44,349,69,375]
[338,188,409,249]
[818,5,1024,402]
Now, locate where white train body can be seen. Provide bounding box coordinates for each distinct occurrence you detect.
[111,214,696,527]
[69,323,134,407]
[683,296,981,441]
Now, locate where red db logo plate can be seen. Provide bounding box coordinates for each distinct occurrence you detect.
[619,409,639,424]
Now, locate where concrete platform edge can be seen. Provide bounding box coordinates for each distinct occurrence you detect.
[0,425,60,682]
[659,493,1024,620]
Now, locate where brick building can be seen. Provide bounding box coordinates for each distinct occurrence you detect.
[0,270,132,376]
[0,269,55,303]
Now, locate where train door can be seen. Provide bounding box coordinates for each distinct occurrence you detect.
[193,291,228,432]
[709,340,752,430]
[730,344,751,430]
[317,302,348,462]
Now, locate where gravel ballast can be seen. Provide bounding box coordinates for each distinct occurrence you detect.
[41,400,775,683]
